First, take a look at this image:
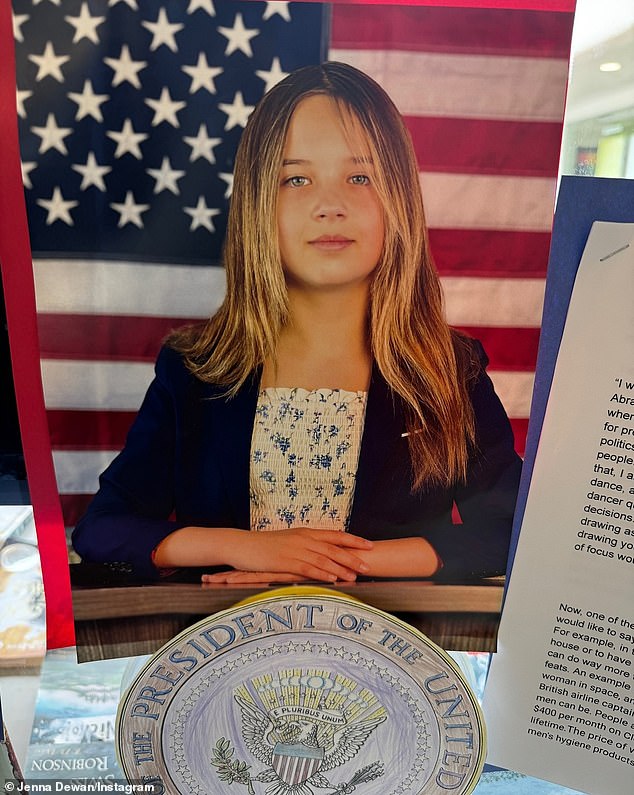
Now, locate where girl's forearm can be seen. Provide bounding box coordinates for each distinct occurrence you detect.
[152,526,245,568]
[356,537,441,578]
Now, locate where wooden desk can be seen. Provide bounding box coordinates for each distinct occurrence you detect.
[72,578,504,661]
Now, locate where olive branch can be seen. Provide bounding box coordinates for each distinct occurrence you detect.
[324,761,385,793]
[210,737,257,794]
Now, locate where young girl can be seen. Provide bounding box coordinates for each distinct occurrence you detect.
[72,63,522,584]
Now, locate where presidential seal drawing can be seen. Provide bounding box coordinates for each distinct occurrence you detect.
[117,590,485,795]
[212,669,387,794]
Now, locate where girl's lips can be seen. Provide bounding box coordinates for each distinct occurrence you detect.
[308,236,354,251]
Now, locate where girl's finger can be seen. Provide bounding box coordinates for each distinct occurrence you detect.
[302,530,373,549]
[202,571,306,585]
[307,542,370,575]
[296,552,359,582]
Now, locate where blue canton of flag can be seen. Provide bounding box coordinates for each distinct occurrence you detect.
[14,0,326,264]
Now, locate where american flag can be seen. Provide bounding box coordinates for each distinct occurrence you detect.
[6,1,575,645]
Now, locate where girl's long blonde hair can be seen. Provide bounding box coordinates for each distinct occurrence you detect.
[170,62,477,490]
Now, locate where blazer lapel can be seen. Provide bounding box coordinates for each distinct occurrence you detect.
[349,364,407,527]
[202,372,261,530]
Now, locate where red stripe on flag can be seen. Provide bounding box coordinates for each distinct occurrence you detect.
[60,494,95,529]
[0,5,73,648]
[409,117,563,177]
[38,313,202,361]
[331,4,575,56]
[456,327,540,371]
[41,320,541,374]
[48,410,136,449]
[326,1,577,12]
[510,418,529,457]
[429,229,552,278]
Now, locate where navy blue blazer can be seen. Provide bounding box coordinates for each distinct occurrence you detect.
[73,345,522,580]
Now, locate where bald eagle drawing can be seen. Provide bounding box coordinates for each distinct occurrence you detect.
[211,691,386,795]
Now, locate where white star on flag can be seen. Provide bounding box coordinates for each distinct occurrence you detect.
[187,0,215,15]
[183,124,222,163]
[31,113,72,154]
[218,92,254,130]
[13,13,29,43]
[142,8,184,53]
[65,2,105,45]
[37,186,78,226]
[256,57,288,93]
[147,157,186,195]
[182,53,223,94]
[106,118,149,159]
[68,80,109,122]
[72,152,112,191]
[218,13,259,58]
[28,41,70,82]
[145,87,186,127]
[104,44,147,89]
[219,171,233,199]
[263,2,291,22]
[16,89,33,119]
[21,161,37,190]
[184,196,220,232]
[110,191,150,228]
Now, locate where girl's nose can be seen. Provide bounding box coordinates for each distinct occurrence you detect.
[312,189,346,219]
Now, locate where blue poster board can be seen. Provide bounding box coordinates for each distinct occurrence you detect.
[508,175,634,574]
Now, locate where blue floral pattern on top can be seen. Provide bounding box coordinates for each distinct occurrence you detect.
[250,388,367,532]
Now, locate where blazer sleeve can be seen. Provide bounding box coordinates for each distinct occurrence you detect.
[427,343,523,579]
[72,346,191,579]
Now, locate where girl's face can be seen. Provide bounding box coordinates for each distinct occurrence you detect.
[276,95,385,294]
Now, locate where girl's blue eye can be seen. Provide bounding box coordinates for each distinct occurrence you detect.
[350,174,370,185]
[285,176,309,187]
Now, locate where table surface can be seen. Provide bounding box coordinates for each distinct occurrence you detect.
[72,577,504,618]
[71,572,505,661]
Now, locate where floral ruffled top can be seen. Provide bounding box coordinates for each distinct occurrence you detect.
[249,387,368,532]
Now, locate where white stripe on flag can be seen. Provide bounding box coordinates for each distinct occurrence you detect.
[41,359,532,417]
[488,370,535,419]
[33,260,226,316]
[34,266,545,326]
[441,277,545,328]
[329,49,569,122]
[42,360,155,411]
[53,450,118,495]
[421,173,556,232]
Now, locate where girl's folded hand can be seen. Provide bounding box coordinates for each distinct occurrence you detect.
[220,527,372,583]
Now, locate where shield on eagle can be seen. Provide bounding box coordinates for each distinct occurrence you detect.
[272,741,325,786]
